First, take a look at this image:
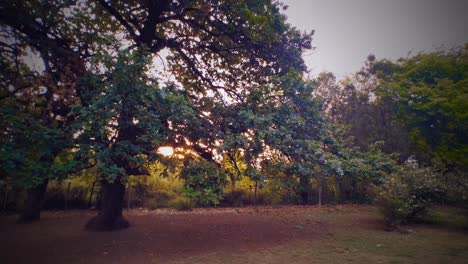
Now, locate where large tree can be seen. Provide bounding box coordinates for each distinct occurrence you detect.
[80,0,312,230]
[0,0,114,221]
[1,0,313,229]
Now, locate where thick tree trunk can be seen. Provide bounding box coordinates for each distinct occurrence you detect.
[17,180,48,223]
[85,180,129,231]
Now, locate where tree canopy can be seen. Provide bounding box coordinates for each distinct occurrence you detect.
[373,46,468,170]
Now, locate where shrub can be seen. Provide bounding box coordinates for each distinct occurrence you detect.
[442,171,468,228]
[221,189,246,207]
[43,186,66,210]
[43,184,88,210]
[66,186,88,209]
[168,197,194,211]
[142,190,181,209]
[180,160,226,206]
[372,164,444,228]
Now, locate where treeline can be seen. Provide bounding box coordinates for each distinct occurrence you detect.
[0,1,467,231]
[314,47,468,227]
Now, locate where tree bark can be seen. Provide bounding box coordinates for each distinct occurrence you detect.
[127,182,131,209]
[17,180,48,223]
[3,183,8,211]
[254,181,258,206]
[65,181,71,211]
[85,179,129,231]
[318,183,323,207]
[88,181,97,208]
[298,176,310,205]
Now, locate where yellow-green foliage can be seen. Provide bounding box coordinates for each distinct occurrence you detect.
[167,197,194,211]
[128,161,184,209]
[44,172,98,209]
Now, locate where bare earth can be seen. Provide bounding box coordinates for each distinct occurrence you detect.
[1,205,467,264]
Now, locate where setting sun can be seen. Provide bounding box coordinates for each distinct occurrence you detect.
[157,146,174,157]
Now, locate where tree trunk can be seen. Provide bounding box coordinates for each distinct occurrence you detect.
[85,179,129,231]
[65,181,71,211]
[337,179,342,204]
[17,180,48,223]
[298,176,310,205]
[88,181,97,208]
[254,181,258,206]
[3,182,8,211]
[127,182,131,209]
[318,183,322,207]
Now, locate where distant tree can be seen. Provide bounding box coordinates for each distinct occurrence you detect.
[314,46,467,205]
[256,72,344,205]
[374,46,468,170]
[314,57,410,160]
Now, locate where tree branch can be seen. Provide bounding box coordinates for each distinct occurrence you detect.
[97,0,139,40]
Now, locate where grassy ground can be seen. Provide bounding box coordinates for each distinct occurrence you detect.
[169,206,468,264]
[1,205,467,264]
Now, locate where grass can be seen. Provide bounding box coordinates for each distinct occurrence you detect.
[421,206,468,229]
[169,206,468,264]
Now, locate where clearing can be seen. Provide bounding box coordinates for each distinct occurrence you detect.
[1,205,467,264]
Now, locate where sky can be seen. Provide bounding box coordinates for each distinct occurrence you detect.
[282,0,468,78]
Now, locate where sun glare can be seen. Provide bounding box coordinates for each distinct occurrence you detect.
[158,146,174,156]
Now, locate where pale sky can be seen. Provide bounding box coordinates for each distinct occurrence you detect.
[282,0,468,78]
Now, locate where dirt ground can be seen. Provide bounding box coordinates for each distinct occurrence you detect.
[1,205,467,264]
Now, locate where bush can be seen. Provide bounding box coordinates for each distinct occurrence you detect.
[442,171,468,228]
[43,184,88,210]
[142,190,181,209]
[43,186,65,210]
[372,164,444,228]
[168,197,194,211]
[221,189,246,207]
[180,160,226,206]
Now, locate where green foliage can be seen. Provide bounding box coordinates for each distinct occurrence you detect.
[127,161,184,209]
[374,46,468,169]
[76,50,169,182]
[372,164,444,227]
[0,95,75,188]
[0,0,116,190]
[1,0,314,214]
[313,67,407,156]
[181,160,227,206]
[342,142,400,184]
[440,171,468,225]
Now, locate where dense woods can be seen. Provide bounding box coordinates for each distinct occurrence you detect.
[0,0,467,234]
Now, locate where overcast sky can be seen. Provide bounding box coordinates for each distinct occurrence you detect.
[282,0,468,78]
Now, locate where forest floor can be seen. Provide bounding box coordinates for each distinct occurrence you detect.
[1,205,467,264]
